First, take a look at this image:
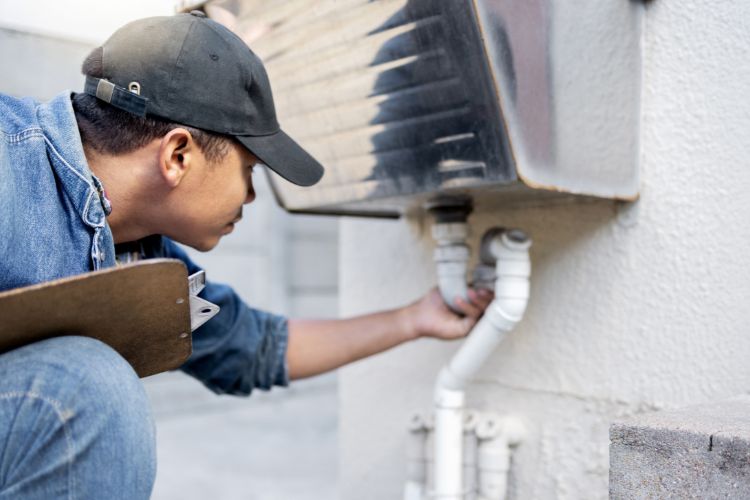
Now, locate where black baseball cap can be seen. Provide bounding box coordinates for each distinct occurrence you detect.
[82,11,324,187]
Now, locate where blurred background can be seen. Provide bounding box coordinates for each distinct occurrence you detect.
[0,1,340,498]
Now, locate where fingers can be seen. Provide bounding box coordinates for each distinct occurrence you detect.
[453,288,493,318]
[454,296,481,318]
[471,288,494,309]
[416,287,494,340]
[438,314,477,340]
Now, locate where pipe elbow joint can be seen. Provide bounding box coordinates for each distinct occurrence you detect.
[435,253,470,308]
[491,291,530,321]
[480,228,532,318]
[480,228,531,264]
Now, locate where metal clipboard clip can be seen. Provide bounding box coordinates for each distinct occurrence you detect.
[187,270,220,332]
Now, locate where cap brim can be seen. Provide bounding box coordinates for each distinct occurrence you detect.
[237,130,324,187]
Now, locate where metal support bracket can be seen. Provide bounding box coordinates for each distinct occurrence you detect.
[187,270,220,331]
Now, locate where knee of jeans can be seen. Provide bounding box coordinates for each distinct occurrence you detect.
[33,336,156,452]
[0,336,156,496]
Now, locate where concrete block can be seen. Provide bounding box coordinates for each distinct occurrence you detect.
[610,395,750,499]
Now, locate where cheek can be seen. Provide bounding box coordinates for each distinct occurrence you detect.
[216,183,248,219]
[224,188,244,214]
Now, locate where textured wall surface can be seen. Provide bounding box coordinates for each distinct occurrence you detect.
[338,0,750,498]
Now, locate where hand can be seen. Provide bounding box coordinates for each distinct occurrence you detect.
[401,287,494,341]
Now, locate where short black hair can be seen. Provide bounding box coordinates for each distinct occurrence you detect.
[73,47,232,162]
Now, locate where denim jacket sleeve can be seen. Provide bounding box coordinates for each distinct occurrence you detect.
[159,238,289,395]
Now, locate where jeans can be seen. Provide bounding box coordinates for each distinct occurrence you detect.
[0,336,156,499]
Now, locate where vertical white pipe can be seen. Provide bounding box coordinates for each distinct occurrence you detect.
[475,415,525,500]
[404,414,428,500]
[476,439,510,500]
[463,410,480,500]
[433,388,465,499]
[425,418,435,492]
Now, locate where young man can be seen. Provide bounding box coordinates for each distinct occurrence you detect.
[0,12,491,499]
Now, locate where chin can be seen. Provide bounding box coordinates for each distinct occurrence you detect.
[195,239,221,252]
[167,229,222,252]
[183,236,221,252]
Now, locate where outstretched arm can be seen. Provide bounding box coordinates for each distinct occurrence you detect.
[286,288,493,380]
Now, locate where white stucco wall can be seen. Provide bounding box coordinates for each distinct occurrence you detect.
[338,1,750,498]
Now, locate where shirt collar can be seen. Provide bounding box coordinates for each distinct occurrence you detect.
[36,92,109,228]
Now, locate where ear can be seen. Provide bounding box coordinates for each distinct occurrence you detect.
[158,128,196,188]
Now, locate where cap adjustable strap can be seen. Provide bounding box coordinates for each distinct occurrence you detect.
[84,76,148,117]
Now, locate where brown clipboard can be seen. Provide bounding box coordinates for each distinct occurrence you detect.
[0,259,192,377]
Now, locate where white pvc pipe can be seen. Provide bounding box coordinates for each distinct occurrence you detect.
[433,388,465,499]
[463,410,480,500]
[475,415,525,500]
[425,419,435,492]
[438,233,531,391]
[432,222,470,312]
[404,414,428,500]
[476,438,510,500]
[432,230,531,499]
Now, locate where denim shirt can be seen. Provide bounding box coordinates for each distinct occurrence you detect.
[0,91,288,395]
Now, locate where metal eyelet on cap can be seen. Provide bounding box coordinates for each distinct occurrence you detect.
[128,82,141,95]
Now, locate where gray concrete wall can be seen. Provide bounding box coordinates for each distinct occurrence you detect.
[337,0,750,498]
